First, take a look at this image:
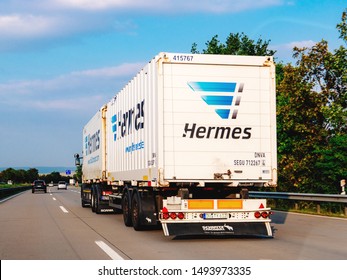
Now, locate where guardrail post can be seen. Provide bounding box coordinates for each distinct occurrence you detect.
[316,203,321,214]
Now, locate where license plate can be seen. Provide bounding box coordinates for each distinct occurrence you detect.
[203,213,228,220]
[101,196,109,201]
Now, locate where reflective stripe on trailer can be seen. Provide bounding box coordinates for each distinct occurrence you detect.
[163,198,268,211]
[187,199,244,210]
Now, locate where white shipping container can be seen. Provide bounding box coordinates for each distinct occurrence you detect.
[82,105,106,182]
[104,53,277,186]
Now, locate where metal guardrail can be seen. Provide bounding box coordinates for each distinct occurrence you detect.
[1,187,347,215]
[0,186,32,200]
[250,191,347,216]
[249,191,347,203]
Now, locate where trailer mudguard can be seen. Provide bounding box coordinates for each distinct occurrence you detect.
[162,221,273,237]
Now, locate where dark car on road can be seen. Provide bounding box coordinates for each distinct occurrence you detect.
[32,180,47,193]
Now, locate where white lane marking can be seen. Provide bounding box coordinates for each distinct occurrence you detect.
[59,206,69,213]
[95,241,124,260]
[52,197,56,201]
[70,190,81,194]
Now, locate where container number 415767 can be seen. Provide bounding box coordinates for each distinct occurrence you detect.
[172,55,194,61]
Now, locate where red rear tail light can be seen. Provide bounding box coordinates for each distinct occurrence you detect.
[177,212,185,220]
[255,211,270,219]
[170,212,177,219]
[162,213,169,220]
[102,191,112,196]
[261,211,268,218]
[161,209,185,220]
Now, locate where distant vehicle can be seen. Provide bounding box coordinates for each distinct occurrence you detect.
[57,181,67,190]
[32,180,47,193]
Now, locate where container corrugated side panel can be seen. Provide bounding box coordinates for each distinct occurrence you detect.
[106,57,159,182]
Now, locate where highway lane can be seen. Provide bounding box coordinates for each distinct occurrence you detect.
[1,186,347,260]
[0,187,126,260]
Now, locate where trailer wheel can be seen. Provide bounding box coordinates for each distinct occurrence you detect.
[95,192,102,214]
[81,200,88,208]
[91,190,96,212]
[122,191,132,227]
[131,192,144,231]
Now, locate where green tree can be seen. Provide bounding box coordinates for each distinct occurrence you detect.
[277,63,327,192]
[26,168,39,182]
[43,171,63,183]
[314,134,347,193]
[337,9,347,42]
[191,32,276,56]
[0,168,16,182]
[74,165,82,183]
[0,167,38,183]
[277,8,347,193]
[292,40,347,135]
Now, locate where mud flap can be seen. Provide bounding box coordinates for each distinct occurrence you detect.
[98,204,116,213]
[161,222,272,237]
[138,193,158,226]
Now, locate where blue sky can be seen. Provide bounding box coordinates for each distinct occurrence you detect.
[0,0,346,168]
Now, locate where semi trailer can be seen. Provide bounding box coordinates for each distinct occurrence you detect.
[76,52,277,237]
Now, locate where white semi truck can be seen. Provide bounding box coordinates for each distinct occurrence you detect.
[76,52,277,237]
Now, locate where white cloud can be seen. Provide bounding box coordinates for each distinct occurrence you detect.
[0,13,137,51]
[283,40,317,50]
[271,40,317,62]
[53,0,282,13]
[30,95,105,110]
[0,13,118,51]
[53,0,152,10]
[71,62,144,77]
[0,0,283,49]
[0,14,60,38]
[0,62,143,111]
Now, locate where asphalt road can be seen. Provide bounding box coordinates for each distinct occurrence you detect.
[1,186,346,260]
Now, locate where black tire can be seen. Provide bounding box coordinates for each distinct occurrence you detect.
[95,192,102,214]
[122,191,132,227]
[131,192,144,231]
[81,200,88,208]
[91,191,96,212]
